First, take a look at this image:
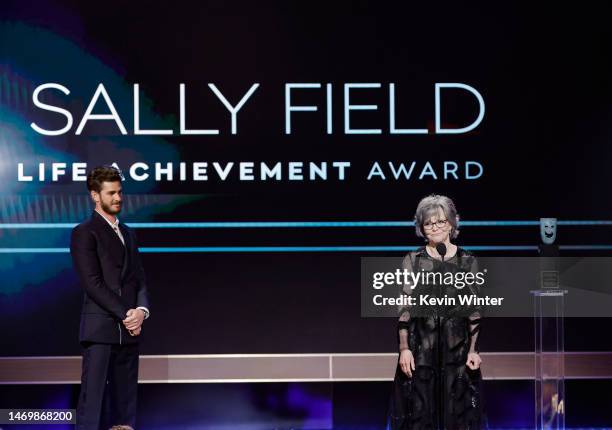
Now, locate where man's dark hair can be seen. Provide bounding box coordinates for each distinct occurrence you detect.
[87,165,122,192]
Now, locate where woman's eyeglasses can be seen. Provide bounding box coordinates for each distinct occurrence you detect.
[423,219,448,230]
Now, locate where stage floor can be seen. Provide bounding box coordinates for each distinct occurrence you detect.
[0,379,611,429]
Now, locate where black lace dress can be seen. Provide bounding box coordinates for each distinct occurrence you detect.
[387,246,486,430]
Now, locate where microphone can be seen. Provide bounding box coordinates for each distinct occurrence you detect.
[436,243,447,262]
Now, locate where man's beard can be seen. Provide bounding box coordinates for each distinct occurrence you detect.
[101,200,121,215]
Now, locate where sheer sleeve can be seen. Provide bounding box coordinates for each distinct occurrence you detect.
[466,255,482,354]
[398,253,415,351]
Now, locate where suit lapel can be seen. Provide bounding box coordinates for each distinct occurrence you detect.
[118,223,131,280]
[92,211,123,244]
[91,211,126,265]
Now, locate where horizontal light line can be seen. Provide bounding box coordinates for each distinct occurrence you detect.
[5,351,609,360]
[463,246,538,251]
[4,377,612,385]
[0,246,415,253]
[2,245,612,253]
[559,245,612,250]
[0,379,368,384]
[0,248,71,253]
[140,246,414,252]
[136,221,413,228]
[0,223,78,229]
[0,220,611,229]
[2,351,612,384]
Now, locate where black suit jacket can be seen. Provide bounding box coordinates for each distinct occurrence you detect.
[70,211,150,344]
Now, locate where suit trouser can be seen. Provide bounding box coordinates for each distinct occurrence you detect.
[76,342,139,430]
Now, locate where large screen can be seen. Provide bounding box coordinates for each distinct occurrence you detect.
[1,2,611,357]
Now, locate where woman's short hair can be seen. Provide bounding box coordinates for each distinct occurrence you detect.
[86,165,122,193]
[414,194,460,240]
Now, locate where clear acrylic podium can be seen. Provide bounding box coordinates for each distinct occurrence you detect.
[530,288,568,430]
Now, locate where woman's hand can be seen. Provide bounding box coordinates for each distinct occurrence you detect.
[466,352,482,370]
[399,349,415,377]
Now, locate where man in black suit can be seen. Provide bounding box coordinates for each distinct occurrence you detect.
[70,165,150,430]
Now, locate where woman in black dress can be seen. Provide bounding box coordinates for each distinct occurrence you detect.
[388,194,486,430]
